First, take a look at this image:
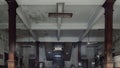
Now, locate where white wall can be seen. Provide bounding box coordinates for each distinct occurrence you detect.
[22,45,36,68]
[114,40,120,53]
[114,36,120,67]
[22,47,30,68]
[0,39,5,65]
[87,47,95,59]
[39,45,53,68]
[0,31,8,65]
[69,46,78,67]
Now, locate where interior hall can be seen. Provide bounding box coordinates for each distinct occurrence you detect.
[0,0,120,68]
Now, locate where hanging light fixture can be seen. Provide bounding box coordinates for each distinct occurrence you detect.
[48,13,73,18]
[48,3,73,18]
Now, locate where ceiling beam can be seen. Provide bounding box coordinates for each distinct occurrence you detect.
[17,7,38,41]
[79,6,104,41]
[17,37,104,42]
[0,22,120,30]
[56,3,64,41]
[31,23,87,30]
[16,0,105,5]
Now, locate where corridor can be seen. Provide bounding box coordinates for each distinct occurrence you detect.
[0,0,120,68]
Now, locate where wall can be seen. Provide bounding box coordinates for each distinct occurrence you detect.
[22,46,32,68]
[81,45,96,68]
[64,46,78,68]
[22,43,96,68]
[0,39,4,65]
[113,30,120,54]
[114,35,120,67]
[38,44,95,68]
[39,44,78,68]
[0,31,8,66]
[39,45,52,68]
[114,40,120,53]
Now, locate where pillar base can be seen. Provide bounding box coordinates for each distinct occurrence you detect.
[8,60,16,68]
[104,61,113,68]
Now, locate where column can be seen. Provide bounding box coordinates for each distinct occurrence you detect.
[103,0,116,68]
[35,41,39,68]
[6,0,18,68]
[78,42,81,67]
